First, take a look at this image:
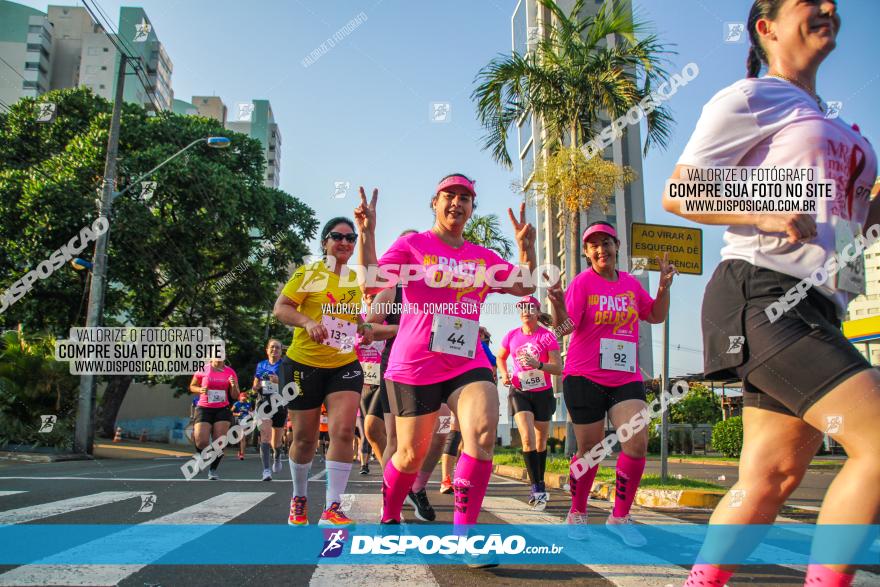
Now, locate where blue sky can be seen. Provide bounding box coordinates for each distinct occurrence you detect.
[15,0,880,379]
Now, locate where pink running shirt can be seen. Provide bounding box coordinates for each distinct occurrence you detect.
[195,365,238,408]
[378,230,516,385]
[501,326,559,392]
[563,268,654,386]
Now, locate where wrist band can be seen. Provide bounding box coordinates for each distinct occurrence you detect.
[538,361,544,370]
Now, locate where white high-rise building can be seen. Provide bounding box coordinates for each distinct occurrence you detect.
[511,0,653,428]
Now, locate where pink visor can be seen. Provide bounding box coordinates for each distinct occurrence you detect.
[582,223,618,242]
[435,175,476,198]
[516,295,540,309]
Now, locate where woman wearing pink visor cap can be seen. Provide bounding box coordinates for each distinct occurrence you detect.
[497,295,561,511]
[548,220,676,545]
[355,173,536,567]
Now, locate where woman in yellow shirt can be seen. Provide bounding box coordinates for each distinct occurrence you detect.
[274,216,373,527]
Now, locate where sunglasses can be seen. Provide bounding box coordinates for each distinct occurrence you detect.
[325,232,358,243]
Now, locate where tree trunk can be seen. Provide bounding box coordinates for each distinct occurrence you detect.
[96,375,134,439]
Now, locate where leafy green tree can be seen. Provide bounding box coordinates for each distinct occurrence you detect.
[473,0,673,273]
[0,330,78,449]
[670,383,722,425]
[463,213,514,259]
[0,88,318,439]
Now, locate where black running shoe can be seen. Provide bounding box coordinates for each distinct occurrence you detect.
[360,464,369,475]
[406,489,436,522]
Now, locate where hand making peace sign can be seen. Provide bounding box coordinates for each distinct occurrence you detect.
[507,202,535,251]
[354,186,378,234]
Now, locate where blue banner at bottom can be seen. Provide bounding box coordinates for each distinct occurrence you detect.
[0,524,877,565]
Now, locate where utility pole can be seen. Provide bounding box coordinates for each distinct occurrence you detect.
[660,316,670,481]
[74,55,127,454]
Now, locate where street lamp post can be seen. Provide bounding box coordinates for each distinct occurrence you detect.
[73,135,230,455]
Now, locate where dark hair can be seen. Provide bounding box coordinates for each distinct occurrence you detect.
[430,172,477,211]
[746,0,785,78]
[319,216,356,254]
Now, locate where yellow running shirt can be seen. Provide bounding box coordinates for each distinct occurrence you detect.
[281,260,362,368]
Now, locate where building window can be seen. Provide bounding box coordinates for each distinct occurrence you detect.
[22,80,38,89]
[103,47,109,52]
[99,84,106,89]
[25,62,40,70]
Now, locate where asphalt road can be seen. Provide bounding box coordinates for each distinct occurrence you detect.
[0,454,874,586]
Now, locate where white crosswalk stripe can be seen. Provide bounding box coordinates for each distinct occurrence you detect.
[481,496,689,586]
[0,492,272,586]
[588,498,880,586]
[0,491,25,498]
[308,492,438,587]
[0,491,146,524]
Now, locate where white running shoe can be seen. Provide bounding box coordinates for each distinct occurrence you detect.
[207,469,219,481]
[605,513,647,547]
[532,492,549,511]
[566,511,589,541]
[272,457,283,474]
[262,468,272,482]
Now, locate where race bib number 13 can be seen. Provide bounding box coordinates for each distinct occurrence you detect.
[599,338,636,373]
[321,315,357,350]
[429,314,479,358]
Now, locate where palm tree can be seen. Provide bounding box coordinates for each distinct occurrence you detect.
[473,0,674,272]
[473,0,675,452]
[463,213,515,260]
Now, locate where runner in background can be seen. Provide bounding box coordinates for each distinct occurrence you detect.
[355,176,536,556]
[364,231,419,469]
[252,339,285,481]
[479,327,497,382]
[497,296,561,510]
[231,392,253,460]
[356,317,386,474]
[549,221,675,545]
[662,2,880,585]
[189,358,240,480]
[274,216,371,527]
[319,404,330,457]
[439,416,461,495]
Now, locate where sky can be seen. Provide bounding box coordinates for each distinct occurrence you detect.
[13,0,880,381]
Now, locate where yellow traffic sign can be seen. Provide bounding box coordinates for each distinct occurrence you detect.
[630,222,702,275]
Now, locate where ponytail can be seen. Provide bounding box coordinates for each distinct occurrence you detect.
[746,46,763,78]
[537,313,553,328]
[746,0,784,77]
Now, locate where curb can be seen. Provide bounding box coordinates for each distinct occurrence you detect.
[0,451,91,463]
[492,463,726,509]
[93,443,192,457]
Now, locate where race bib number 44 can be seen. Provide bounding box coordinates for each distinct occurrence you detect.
[321,315,357,351]
[429,314,479,358]
[599,339,636,373]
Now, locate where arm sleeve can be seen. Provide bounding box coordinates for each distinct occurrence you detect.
[634,279,656,321]
[484,249,516,294]
[677,83,763,168]
[564,275,587,330]
[280,266,309,305]
[500,330,512,352]
[377,234,416,279]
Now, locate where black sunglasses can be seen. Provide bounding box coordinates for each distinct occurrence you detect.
[325,232,358,243]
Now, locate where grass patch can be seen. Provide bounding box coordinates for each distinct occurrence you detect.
[493,448,724,490]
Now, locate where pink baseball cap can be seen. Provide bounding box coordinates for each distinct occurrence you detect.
[582,223,618,243]
[435,175,476,198]
[516,295,540,309]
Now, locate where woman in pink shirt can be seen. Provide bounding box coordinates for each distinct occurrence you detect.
[355,174,536,560]
[189,358,240,480]
[497,296,562,511]
[549,221,675,545]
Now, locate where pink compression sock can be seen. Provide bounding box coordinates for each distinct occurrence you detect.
[569,454,599,514]
[453,453,493,529]
[411,470,432,493]
[381,459,416,523]
[612,453,646,518]
[804,564,855,586]
[683,563,734,586]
